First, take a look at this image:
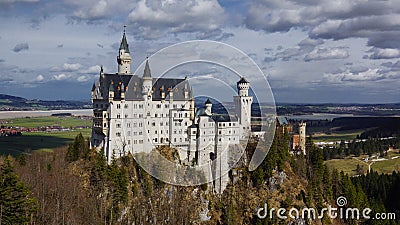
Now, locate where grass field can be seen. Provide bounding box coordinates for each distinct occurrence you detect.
[325,151,400,176]
[0,116,92,156]
[0,128,91,156]
[312,130,362,142]
[2,116,92,128]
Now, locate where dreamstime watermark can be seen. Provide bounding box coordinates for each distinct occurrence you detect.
[257,196,396,221]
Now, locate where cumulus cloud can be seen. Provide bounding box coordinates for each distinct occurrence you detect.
[323,68,388,83]
[245,0,400,50]
[13,43,29,52]
[127,0,226,39]
[51,63,82,72]
[77,75,90,82]
[304,47,349,61]
[35,74,44,82]
[369,48,400,60]
[52,73,70,81]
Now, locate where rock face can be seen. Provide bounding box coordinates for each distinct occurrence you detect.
[268,171,287,192]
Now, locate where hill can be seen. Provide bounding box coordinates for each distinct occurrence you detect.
[0,94,91,111]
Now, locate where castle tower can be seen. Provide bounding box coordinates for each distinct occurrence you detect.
[142,59,152,100]
[299,122,306,154]
[117,28,131,74]
[234,77,252,139]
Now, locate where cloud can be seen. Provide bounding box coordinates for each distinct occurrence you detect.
[323,68,388,83]
[127,0,227,39]
[77,75,90,82]
[51,63,82,72]
[57,44,63,48]
[369,48,400,60]
[52,73,70,81]
[245,0,400,50]
[13,43,29,52]
[304,47,349,61]
[35,74,44,82]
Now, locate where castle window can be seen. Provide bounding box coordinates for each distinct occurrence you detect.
[154,138,157,143]
[139,140,143,144]
[139,131,142,135]
[127,131,131,136]
[152,122,156,126]
[128,140,130,145]
[116,123,121,128]
[116,132,121,137]
[219,131,221,134]
[155,130,157,134]
[155,114,158,117]
[160,122,163,126]
[185,113,188,117]
[125,114,128,118]
[139,104,143,109]
[117,114,121,119]
[174,113,177,117]
[147,112,150,116]
[166,138,169,142]
[174,138,176,142]
[173,104,177,109]
[124,104,128,108]
[127,123,131,128]
[157,104,161,108]
[117,104,121,109]
[165,104,169,108]
[104,123,107,127]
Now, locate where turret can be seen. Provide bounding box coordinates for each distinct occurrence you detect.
[237,77,250,97]
[117,28,131,74]
[142,59,152,100]
[205,98,212,115]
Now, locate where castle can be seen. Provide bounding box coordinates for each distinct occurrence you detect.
[90,30,253,193]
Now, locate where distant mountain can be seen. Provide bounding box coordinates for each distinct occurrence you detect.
[0,94,91,111]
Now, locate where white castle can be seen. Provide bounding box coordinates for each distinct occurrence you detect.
[90,31,253,193]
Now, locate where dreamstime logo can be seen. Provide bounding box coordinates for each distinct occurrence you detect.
[257,196,396,221]
[130,40,276,186]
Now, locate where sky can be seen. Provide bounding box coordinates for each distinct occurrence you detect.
[0,0,400,104]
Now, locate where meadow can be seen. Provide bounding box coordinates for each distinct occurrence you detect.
[0,116,92,156]
[325,151,400,176]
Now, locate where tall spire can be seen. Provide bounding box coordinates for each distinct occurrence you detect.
[143,58,151,78]
[119,25,129,53]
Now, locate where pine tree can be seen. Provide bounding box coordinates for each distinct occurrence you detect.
[0,157,37,224]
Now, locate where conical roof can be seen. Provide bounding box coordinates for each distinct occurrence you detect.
[119,31,130,53]
[143,59,151,78]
